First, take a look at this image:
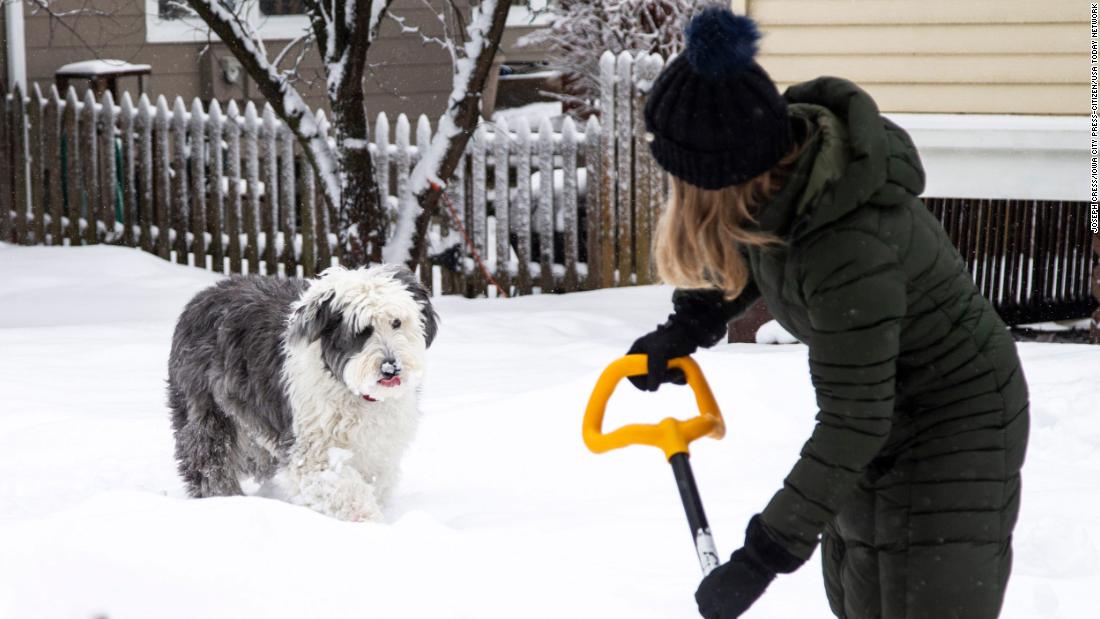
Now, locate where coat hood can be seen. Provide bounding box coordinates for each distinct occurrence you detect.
[754,77,926,240]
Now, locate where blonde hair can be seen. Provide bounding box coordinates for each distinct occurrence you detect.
[654,142,807,298]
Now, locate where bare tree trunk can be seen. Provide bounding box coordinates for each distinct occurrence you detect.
[321,0,389,265]
[332,101,383,265]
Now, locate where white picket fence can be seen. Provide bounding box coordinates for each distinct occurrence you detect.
[0,51,668,295]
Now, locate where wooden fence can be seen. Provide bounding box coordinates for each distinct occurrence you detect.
[925,197,1098,324]
[1,50,1097,326]
[0,51,666,297]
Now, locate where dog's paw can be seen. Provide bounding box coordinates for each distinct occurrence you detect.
[278,457,383,522]
[323,485,382,522]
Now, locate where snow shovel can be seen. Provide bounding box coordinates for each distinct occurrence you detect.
[583,354,726,576]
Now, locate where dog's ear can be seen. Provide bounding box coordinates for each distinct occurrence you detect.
[390,266,439,348]
[288,292,336,345]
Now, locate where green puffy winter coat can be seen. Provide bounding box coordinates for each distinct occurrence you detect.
[673,77,1030,619]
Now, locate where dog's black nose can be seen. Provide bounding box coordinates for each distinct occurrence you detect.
[380,359,400,379]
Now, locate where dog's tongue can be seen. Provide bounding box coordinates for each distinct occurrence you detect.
[378,376,401,388]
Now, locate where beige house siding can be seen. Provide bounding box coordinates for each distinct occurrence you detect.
[738,0,1086,115]
[17,0,463,119]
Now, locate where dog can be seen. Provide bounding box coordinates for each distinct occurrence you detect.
[167,265,438,521]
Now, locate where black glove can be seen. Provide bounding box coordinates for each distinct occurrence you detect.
[695,515,805,619]
[626,319,696,391]
[627,284,762,392]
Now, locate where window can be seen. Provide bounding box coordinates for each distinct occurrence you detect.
[259,0,307,17]
[146,0,310,44]
[508,0,555,27]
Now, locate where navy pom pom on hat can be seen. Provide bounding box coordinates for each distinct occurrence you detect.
[644,6,791,190]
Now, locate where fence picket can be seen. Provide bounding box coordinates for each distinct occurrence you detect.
[63,89,81,245]
[262,105,279,272]
[598,51,616,288]
[225,101,243,274]
[561,116,579,291]
[537,117,554,291]
[1058,201,1073,300]
[585,115,601,291]
[0,85,11,243]
[634,54,662,284]
[243,102,262,273]
[449,150,468,293]
[395,113,412,245]
[79,90,100,244]
[207,100,225,273]
[514,119,532,295]
[153,96,171,258]
[1065,200,1079,300]
[300,147,316,278]
[646,101,665,283]
[316,110,340,265]
[280,127,297,275]
[1003,199,1021,306]
[470,124,488,293]
[615,52,634,286]
[170,98,189,264]
[119,93,137,247]
[1078,203,1093,300]
[137,95,156,254]
[12,85,29,244]
[395,113,412,281]
[992,199,1008,304]
[186,98,207,266]
[99,91,117,243]
[374,112,391,234]
[46,87,64,244]
[493,119,511,292]
[29,84,46,244]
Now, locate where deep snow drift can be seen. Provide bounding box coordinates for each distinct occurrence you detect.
[1,244,1097,618]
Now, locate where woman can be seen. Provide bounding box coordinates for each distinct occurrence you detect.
[627,7,1030,619]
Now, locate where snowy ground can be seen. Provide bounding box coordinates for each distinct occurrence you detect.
[1,244,1097,618]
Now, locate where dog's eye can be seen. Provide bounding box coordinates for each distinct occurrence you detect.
[391,319,401,329]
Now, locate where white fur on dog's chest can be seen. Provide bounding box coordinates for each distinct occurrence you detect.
[279,340,421,518]
[347,398,419,486]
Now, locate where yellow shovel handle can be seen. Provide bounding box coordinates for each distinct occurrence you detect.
[583,355,725,461]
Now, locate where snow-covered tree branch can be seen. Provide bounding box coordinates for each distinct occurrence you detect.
[391,0,510,266]
[181,0,509,268]
[184,1,338,203]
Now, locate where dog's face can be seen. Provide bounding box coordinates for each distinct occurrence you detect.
[288,265,438,403]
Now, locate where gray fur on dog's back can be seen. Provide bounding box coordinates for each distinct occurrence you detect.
[168,276,304,497]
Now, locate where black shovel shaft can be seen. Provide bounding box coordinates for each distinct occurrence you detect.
[670,452,709,534]
[670,452,720,575]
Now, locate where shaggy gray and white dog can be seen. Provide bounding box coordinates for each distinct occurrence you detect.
[168,265,438,521]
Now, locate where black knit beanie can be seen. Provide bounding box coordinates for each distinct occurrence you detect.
[644,7,791,190]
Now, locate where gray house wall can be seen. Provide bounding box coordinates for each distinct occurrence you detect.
[17,1,545,119]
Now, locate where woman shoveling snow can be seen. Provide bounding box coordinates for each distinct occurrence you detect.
[627,7,1030,619]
